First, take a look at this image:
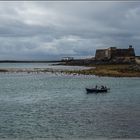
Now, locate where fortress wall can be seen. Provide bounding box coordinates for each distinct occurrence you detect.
[95,46,135,63]
[95,49,108,60]
[110,48,135,58]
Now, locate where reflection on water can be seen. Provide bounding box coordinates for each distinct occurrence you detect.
[0,73,140,139]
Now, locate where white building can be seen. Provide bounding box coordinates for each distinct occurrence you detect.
[61,57,74,61]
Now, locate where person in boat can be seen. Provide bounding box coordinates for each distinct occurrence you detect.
[101,85,104,89]
[95,85,98,89]
[101,85,107,90]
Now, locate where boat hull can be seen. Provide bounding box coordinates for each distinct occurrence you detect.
[86,88,108,93]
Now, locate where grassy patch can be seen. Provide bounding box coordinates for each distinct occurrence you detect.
[63,64,140,77]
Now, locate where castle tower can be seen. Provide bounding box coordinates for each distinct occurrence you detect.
[128,45,135,56]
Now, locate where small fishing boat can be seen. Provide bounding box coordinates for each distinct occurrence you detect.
[86,87,109,93]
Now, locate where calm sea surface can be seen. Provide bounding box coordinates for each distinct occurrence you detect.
[0,63,90,70]
[0,63,140,139]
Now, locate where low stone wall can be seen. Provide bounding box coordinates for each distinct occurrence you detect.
[62,59,96,66]
[61,57,136,66]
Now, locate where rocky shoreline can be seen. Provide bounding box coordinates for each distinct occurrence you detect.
[63,64,140,77]
[0,68,62,73]
[0,64,140,77]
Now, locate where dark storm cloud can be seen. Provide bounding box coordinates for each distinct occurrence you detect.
[0,1,140,60]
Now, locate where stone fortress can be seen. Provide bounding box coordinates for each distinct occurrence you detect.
[62,45,140,65]
[95,45,136,63]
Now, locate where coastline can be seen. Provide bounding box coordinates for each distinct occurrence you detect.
[63,64,140,77]
[0,68,61,73]
[0,64,140,77]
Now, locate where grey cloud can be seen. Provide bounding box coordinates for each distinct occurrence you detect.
[0,1,140,60]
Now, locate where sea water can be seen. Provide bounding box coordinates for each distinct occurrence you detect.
[0,66,140,139]
[0,63,90,70]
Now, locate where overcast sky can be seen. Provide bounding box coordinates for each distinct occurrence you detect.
[0,1,140,60]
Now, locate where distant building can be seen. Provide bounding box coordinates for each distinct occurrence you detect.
[95,45,135,63]
[61,57,74,61]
